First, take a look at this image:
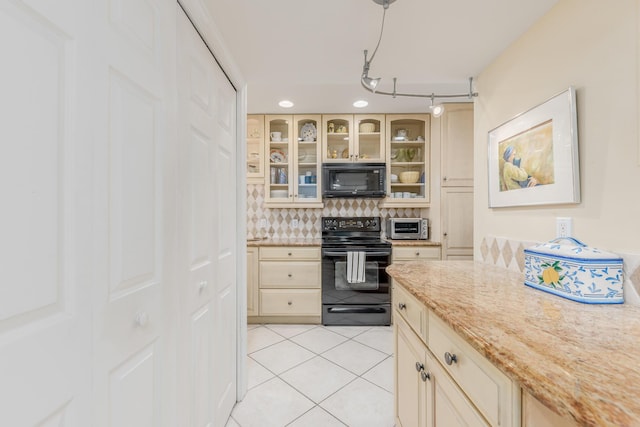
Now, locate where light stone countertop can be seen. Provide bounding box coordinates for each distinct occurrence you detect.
[246,237,322,247]
[387,260,640,427]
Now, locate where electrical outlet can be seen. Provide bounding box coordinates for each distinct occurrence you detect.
[292,219,299,228]
[259,219,267,229]
[556,217,573,238]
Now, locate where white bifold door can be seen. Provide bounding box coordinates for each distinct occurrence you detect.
[175,8,238,427]
[0,0,238,426]
[0,0,94,425]
[91,0,177,426]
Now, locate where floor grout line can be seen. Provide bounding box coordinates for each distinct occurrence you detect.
[234,324,394,427]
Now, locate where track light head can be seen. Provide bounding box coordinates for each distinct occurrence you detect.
[430,103,444,117]
[361,75,381,92]
[429,95,444,117]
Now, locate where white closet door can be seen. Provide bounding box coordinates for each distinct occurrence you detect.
[0,0,93,425]
[91,0,175,426]
[176,9,238,427]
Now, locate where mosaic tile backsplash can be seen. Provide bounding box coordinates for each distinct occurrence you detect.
[479,235,640,306]
[247,184,424,240]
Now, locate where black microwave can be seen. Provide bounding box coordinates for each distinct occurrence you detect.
[322,163,386,198]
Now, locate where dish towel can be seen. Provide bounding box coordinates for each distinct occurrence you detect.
[347,251,366,284]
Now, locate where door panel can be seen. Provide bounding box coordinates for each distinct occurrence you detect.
[177,9,237,426]
[109,343,158,427]
[108,73,160,299]
[0,0,92,424]
[93,0,172,425]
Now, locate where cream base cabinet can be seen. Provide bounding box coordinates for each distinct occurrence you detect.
[257,246,321,322]
[392,246,441,263]
[395,315,429,427]
[522,392,578,427]
[441,187,474,260]
[393,284,518,427]
[247,247,259,317]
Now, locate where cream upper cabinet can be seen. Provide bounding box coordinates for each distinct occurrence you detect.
[265,115,323,207]
[322,114,385,163]
[385,114,431,207]
[441,103,474,187]
[247,115,265,183]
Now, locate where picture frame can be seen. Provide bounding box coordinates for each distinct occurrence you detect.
[487,87,580,208]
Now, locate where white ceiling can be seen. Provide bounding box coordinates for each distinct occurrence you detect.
[205,0,559,114]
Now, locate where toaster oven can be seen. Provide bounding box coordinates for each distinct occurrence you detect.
[386,218,429,240]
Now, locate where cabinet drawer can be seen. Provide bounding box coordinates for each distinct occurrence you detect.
[428,313,514,427]
[259,261,320,288]
[393,284,427,343]
[260,246,320,260]
[392,246,441,261]
[260,289,321,316]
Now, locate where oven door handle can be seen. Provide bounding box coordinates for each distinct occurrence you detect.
[327,307,387,314]
[322,251,391,257]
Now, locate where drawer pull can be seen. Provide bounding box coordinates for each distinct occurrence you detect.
[288,252,292,256]
[287,301,292,305]
[444,352,458,365]
[398,303,406,310]
[421,371,430,382]
[415,362,424,372]
[415,252,420,256]
[287,273,292,278]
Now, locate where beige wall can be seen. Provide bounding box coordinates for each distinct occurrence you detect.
[474,0,639,255]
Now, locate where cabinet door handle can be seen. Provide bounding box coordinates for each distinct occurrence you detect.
[443,176,448,181]
[421,370,431,382]
[415,362,424,372]
[443,232,448,238]
[444,352,458,365]
[287,273,292,278]
[398,303,406,310]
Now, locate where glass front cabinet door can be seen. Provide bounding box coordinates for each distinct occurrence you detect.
[322,114,385,163]
[265,115,322,207]
[385,114,430,206]
[293,115,322,205]
[246,115,265,183]
[355,114,385,162]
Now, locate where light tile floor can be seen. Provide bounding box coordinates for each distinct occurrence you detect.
[227,324,394,427]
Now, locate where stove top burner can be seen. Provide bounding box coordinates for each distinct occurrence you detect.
[321,217,390,249]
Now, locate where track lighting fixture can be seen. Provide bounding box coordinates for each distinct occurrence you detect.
[360,0,478,110]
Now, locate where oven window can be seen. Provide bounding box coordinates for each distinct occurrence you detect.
[334,261,379,290]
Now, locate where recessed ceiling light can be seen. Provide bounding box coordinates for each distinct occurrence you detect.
[278,100,294,108]
[353,100,369,108]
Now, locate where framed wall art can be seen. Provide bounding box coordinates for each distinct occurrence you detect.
[487,87,580,208]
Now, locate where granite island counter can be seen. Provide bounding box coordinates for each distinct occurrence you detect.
[387,260,640,427]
